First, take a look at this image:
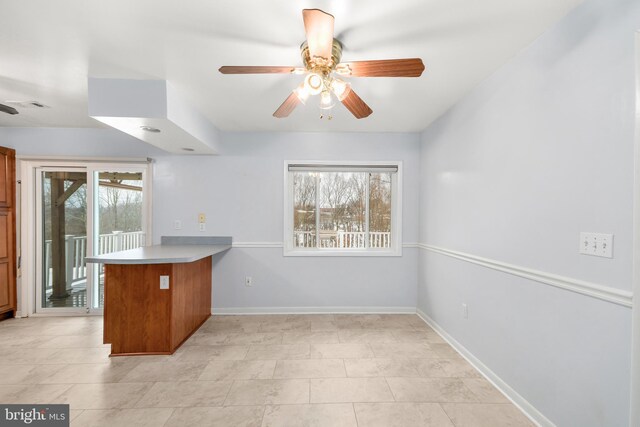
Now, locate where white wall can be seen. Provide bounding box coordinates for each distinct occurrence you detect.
[153,131,420,311]
[0,127,166,157]
[418,0,638,425]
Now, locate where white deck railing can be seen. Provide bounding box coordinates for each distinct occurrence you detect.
[44,231,145,290]
[294,231,390,249]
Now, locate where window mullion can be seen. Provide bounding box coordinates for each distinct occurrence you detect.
[365,173,370,249]
[315,174,320,249]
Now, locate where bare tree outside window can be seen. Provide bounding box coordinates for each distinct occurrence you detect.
[291,169,394,249]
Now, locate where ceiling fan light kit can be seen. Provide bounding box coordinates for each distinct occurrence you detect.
[219,8,425,120]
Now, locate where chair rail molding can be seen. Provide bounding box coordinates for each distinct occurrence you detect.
[419,244,633,308]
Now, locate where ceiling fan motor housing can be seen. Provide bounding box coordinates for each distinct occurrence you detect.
[300,39,343,75]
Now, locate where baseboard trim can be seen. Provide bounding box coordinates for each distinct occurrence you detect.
[416,308,554,427]
[419,244,632,308]
[212,306,417,315]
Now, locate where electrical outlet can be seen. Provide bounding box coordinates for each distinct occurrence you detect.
[245,276,253,287]
[579,232,614,258]
[199,223,206,232]
[174,220,182,230]
[160,275,170,290]
[462,303,468,319]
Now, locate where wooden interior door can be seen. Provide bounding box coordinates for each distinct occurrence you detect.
[0,147,16,319]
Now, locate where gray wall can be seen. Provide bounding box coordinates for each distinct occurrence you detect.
[418,0,637,425]
[1,127,420,312]
[153,132,420,311]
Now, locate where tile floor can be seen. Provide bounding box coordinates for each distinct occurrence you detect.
[0,314,534,427]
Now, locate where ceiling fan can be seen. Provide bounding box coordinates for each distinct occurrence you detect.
[219,9,425,120]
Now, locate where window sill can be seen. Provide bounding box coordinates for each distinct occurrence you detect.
[283,248,402,257]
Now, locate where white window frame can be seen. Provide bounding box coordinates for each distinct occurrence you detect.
[18,157,153,317]
[283,160,403,257]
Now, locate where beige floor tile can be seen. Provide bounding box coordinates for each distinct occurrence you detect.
[430,343,460,358]
[245,344,310,360]
[2,335,56,348]
[282,331,340,344]
[441,403,534,427]
[310,343,374,359]
[38,334,107,349]
[0,347,63,364]
[263,403,357,427]
[71,408,174,427]
[190,332,283,346]
[286,314,335,322]
[338,330,398,344]
[386,377,479,403]
[258,320,311,333]
[200,321,262,334]
[135,380,232,407]
[165,406,264,427]
[310,378,394,403]
[69,409,84,421]
[57,382,154,409]
[274,359,346,379]
[462,378,509,403]
[184,332,230,345]
[310,321,339,331]
[224,379,310,405]
[0,364,67,384]
[412,359,450,377]
[392,330,446,344]
[174,345,249,361]
[0,384,72,403]
[344,358,421,378]
[437,358,482,378]
[120,361,208,382]
[199,360,276,380]
[370,343,436,359]
[49,348,113,364]
[41,361,140,384]
[354,402,454,427]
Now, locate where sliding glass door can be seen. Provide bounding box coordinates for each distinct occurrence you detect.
[34,163,150,314]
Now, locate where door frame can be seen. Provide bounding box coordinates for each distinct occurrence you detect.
[18,158,153,317]
[631,30,640,427]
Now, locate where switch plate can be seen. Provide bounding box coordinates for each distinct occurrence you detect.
[174,220,182,230]
[462,303,468,319]
[199,223,206,232]
[579,232,614,258]
[160,275,170,290]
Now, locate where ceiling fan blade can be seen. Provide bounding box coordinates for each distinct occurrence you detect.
[219,66,302,74]
[273,92,301,118]
[0,103,19,115]
[337,58,425,77]
[339,88,372,119]
[302,9,335,60]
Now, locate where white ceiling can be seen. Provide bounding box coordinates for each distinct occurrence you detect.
[0,0,581,132]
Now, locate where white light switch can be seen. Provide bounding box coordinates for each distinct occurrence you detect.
[174,220,182,230]
[160,275,170,289]
[579,232,614,258]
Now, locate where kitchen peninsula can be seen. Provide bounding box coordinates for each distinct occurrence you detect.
[86,236,231,356]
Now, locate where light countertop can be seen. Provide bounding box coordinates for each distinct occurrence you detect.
[85,244,231,265]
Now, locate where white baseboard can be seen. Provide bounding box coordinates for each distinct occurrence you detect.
[212,306,417,315]
[416,308,555,427]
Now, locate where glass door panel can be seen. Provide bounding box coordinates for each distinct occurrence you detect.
[39,170,88,310]
[92,171,145,309]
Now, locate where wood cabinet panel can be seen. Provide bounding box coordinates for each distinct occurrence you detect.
[104,256,212,356]
[0,264,8,307]
[0,147,15,318]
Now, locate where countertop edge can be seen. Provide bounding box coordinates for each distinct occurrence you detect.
[85,244,232,265]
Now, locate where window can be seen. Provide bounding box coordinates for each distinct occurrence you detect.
[284,161,402,256]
